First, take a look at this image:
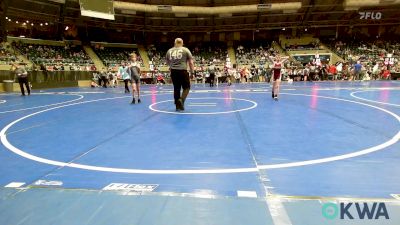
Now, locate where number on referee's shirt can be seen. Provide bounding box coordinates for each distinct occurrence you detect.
[170,49,183,60]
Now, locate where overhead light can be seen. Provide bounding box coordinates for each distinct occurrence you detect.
[65,26,69,30]
[31,23,34,26]
[157,5,172,12]
[282,28,286,30]
[305,28,307,31]
[80,10,115,20]
[16,21,19,24]
[45,22,48,25]
[49,0,66,3]
[8,19,11,22]
[22,22,26,25]
[258,3,272,11]
[40,23,43,26]
[26,20,29,23]
[5,17,8,19]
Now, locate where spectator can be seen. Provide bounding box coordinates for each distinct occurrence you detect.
[354,61,362,80]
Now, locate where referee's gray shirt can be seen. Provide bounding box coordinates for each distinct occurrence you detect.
[166,47,193,71]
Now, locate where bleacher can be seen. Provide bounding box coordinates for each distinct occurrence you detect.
[0,43,18,65]
[325,39,394,62]
[14,42,93,68]
[279,35,322,51]
[92,45,143,68]
[235,42,276,66]
[189,42,227,67]
[147,45,168,68]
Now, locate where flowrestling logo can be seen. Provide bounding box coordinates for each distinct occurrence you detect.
[359,12,382,20]
[322,202,389,220]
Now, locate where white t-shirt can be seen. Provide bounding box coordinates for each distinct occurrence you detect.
[373,64,379,73]
[337,63,343,72]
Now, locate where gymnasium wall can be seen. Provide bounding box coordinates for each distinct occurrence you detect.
[0,70,93,91]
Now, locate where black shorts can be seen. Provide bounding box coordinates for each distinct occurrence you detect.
[170,69,190,89]
[131,75,140,84]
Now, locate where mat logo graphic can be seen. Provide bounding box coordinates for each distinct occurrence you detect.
[33,180,63,186]
[322,202,389,220]
[359,12,382,20]
[103,183,158,192]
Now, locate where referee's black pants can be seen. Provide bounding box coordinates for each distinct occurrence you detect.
[209,73,215,87]
[18,76,30,96]
[170,69,190,104]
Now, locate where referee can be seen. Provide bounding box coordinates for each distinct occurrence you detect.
[166,38,194,111]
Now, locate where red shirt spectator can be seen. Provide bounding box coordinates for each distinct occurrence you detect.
[382,69,391,79]
[328,65,337,74]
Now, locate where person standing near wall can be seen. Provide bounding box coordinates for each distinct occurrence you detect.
[12,62,30,96]
[119,62,130,93]
[208,62,215,87]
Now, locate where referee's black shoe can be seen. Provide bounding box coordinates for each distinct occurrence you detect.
[176,99,184,111]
